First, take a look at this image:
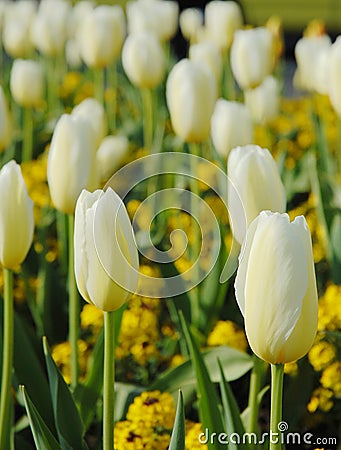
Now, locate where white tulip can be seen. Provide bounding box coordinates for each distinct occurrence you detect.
[72,98,107,148]
[47,114,98,215]
[0,86,12,152]
[329,36,341,117]
[74,188,139,311]
[205,0,243,52]
[227,145,286,244]
[189,41,223,86]
[235,211,318,364]
[122,32,166,89]
[231,27,274,89]
[79,5,126,69]
[179,8,203,43]
[166,58,217,143]
[244,75,280,125]
[10,59,45,109]
[97,135,130,182]
[0,160,34,270]
[211,99,253,158]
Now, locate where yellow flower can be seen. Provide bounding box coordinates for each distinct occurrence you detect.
[318,284,341,331]
[185,421,208,450]
[320,362,341,396]
[284,362,298,376]
[308,340,336,371]
[51,340,89,384]
[80,304,103,334]
[307,387,334,413]
[207,320,248,353]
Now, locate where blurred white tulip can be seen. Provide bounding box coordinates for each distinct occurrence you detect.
[97,135,130,182]
[0,160,34,270]
[74,188,139,311]
[179,7,203,44]
[189,41,223,86]
[72,98,107,148]
[211,99,253,158]
[244,75,280,125]
[10,59,45,109]
[329,36,341,116]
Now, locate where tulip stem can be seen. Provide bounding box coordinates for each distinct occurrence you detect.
[247,355,265,441]
[0,269,14,450]
[223,51,236,100]
[94,67,105,106]
[22,107,33,162]
[141,87,153,152]
[103,310,115,450]
[68,213,79,390]
[269,363,284,450]
[107,62,117,132]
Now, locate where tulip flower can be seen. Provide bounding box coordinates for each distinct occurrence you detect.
[47,114,98,215]
[244,75,280,125]
[97,135,130,182]
[179,8,203,44]
[204,0,243,53]
[189,41,223,87]
[166,58,217,143]
[230,27,274,90]
[227,145,286,244]
[0,160,34,448]
[72,97,107,148]
[211,99,254,159]
[0,86,12,153]
[10,59,44,110]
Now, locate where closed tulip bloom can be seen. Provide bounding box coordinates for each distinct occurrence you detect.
[231,27,274,89]
[227,145,286,244]
[235,211,318,364]
[97,135,129,182]
[79,5,126,69]
[0,86,12,152]
[179,8,203,43]
[244,75,280,125]
[0,160,34,270]
[10,59,45,109]
[329,36,341,117]
[166,59,217,143]
[72,98,107,148]
[189,41,223,86]
[74,188,139,312]
[205,1,243,53]
[211,99,253,158]
[294,34,331,93]
[47,114,97,215]
[122,32,166,89]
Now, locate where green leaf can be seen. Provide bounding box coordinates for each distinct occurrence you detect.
[20,386,61,450]
[180,313,226,450]
[218,358,249,450]
[331,211,341,284]
[241,386,269,432]
[43,338,88,450]
[169,390,185,450]
[150,345,253,398]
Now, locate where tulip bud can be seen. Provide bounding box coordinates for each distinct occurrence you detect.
[97,135,130,182]
[10,59,45,109]
[74,188,139,312]
[294,34,331,93]
[189,41,223,86]
[244,75,280,125]
[0,86,12,152]
[31,0,71,57]
[235,211,318,364]
[329,36,341,117]
[0,160,34,270]
[72,98,107,148]
[227,145,286,244]
[231,27,274,90]
[166,59,217,143]
[179,8,203,44]
[122,32,166,90]
[47,114,98,215]
[204,0,243,53]
[211,99,253,159]
[79,5,126,69]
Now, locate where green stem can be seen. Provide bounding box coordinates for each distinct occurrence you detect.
[0,269,14,449]
[22,107,33,162]
[141,87,153,151]
[223,51,236,100]
[337,116,341,176]
[94,67,105,106]
[107,62,117,132]
[269,363,284,450]
[247,355,264,447]
[103,310,115,450]
[47,57,58,117]
[68,213,79,390]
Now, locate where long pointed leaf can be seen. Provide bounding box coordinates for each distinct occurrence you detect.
[20,386,61,450]
[180,313,226,450]
[169,390,185,450]
[43,337,88,450]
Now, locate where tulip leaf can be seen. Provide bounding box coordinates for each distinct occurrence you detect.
[179,313,226,450]
[217,358,249,450]
[43,337,89,450]
[330,211,341,284]
[169,390,185,450]
[20,386,61,450]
